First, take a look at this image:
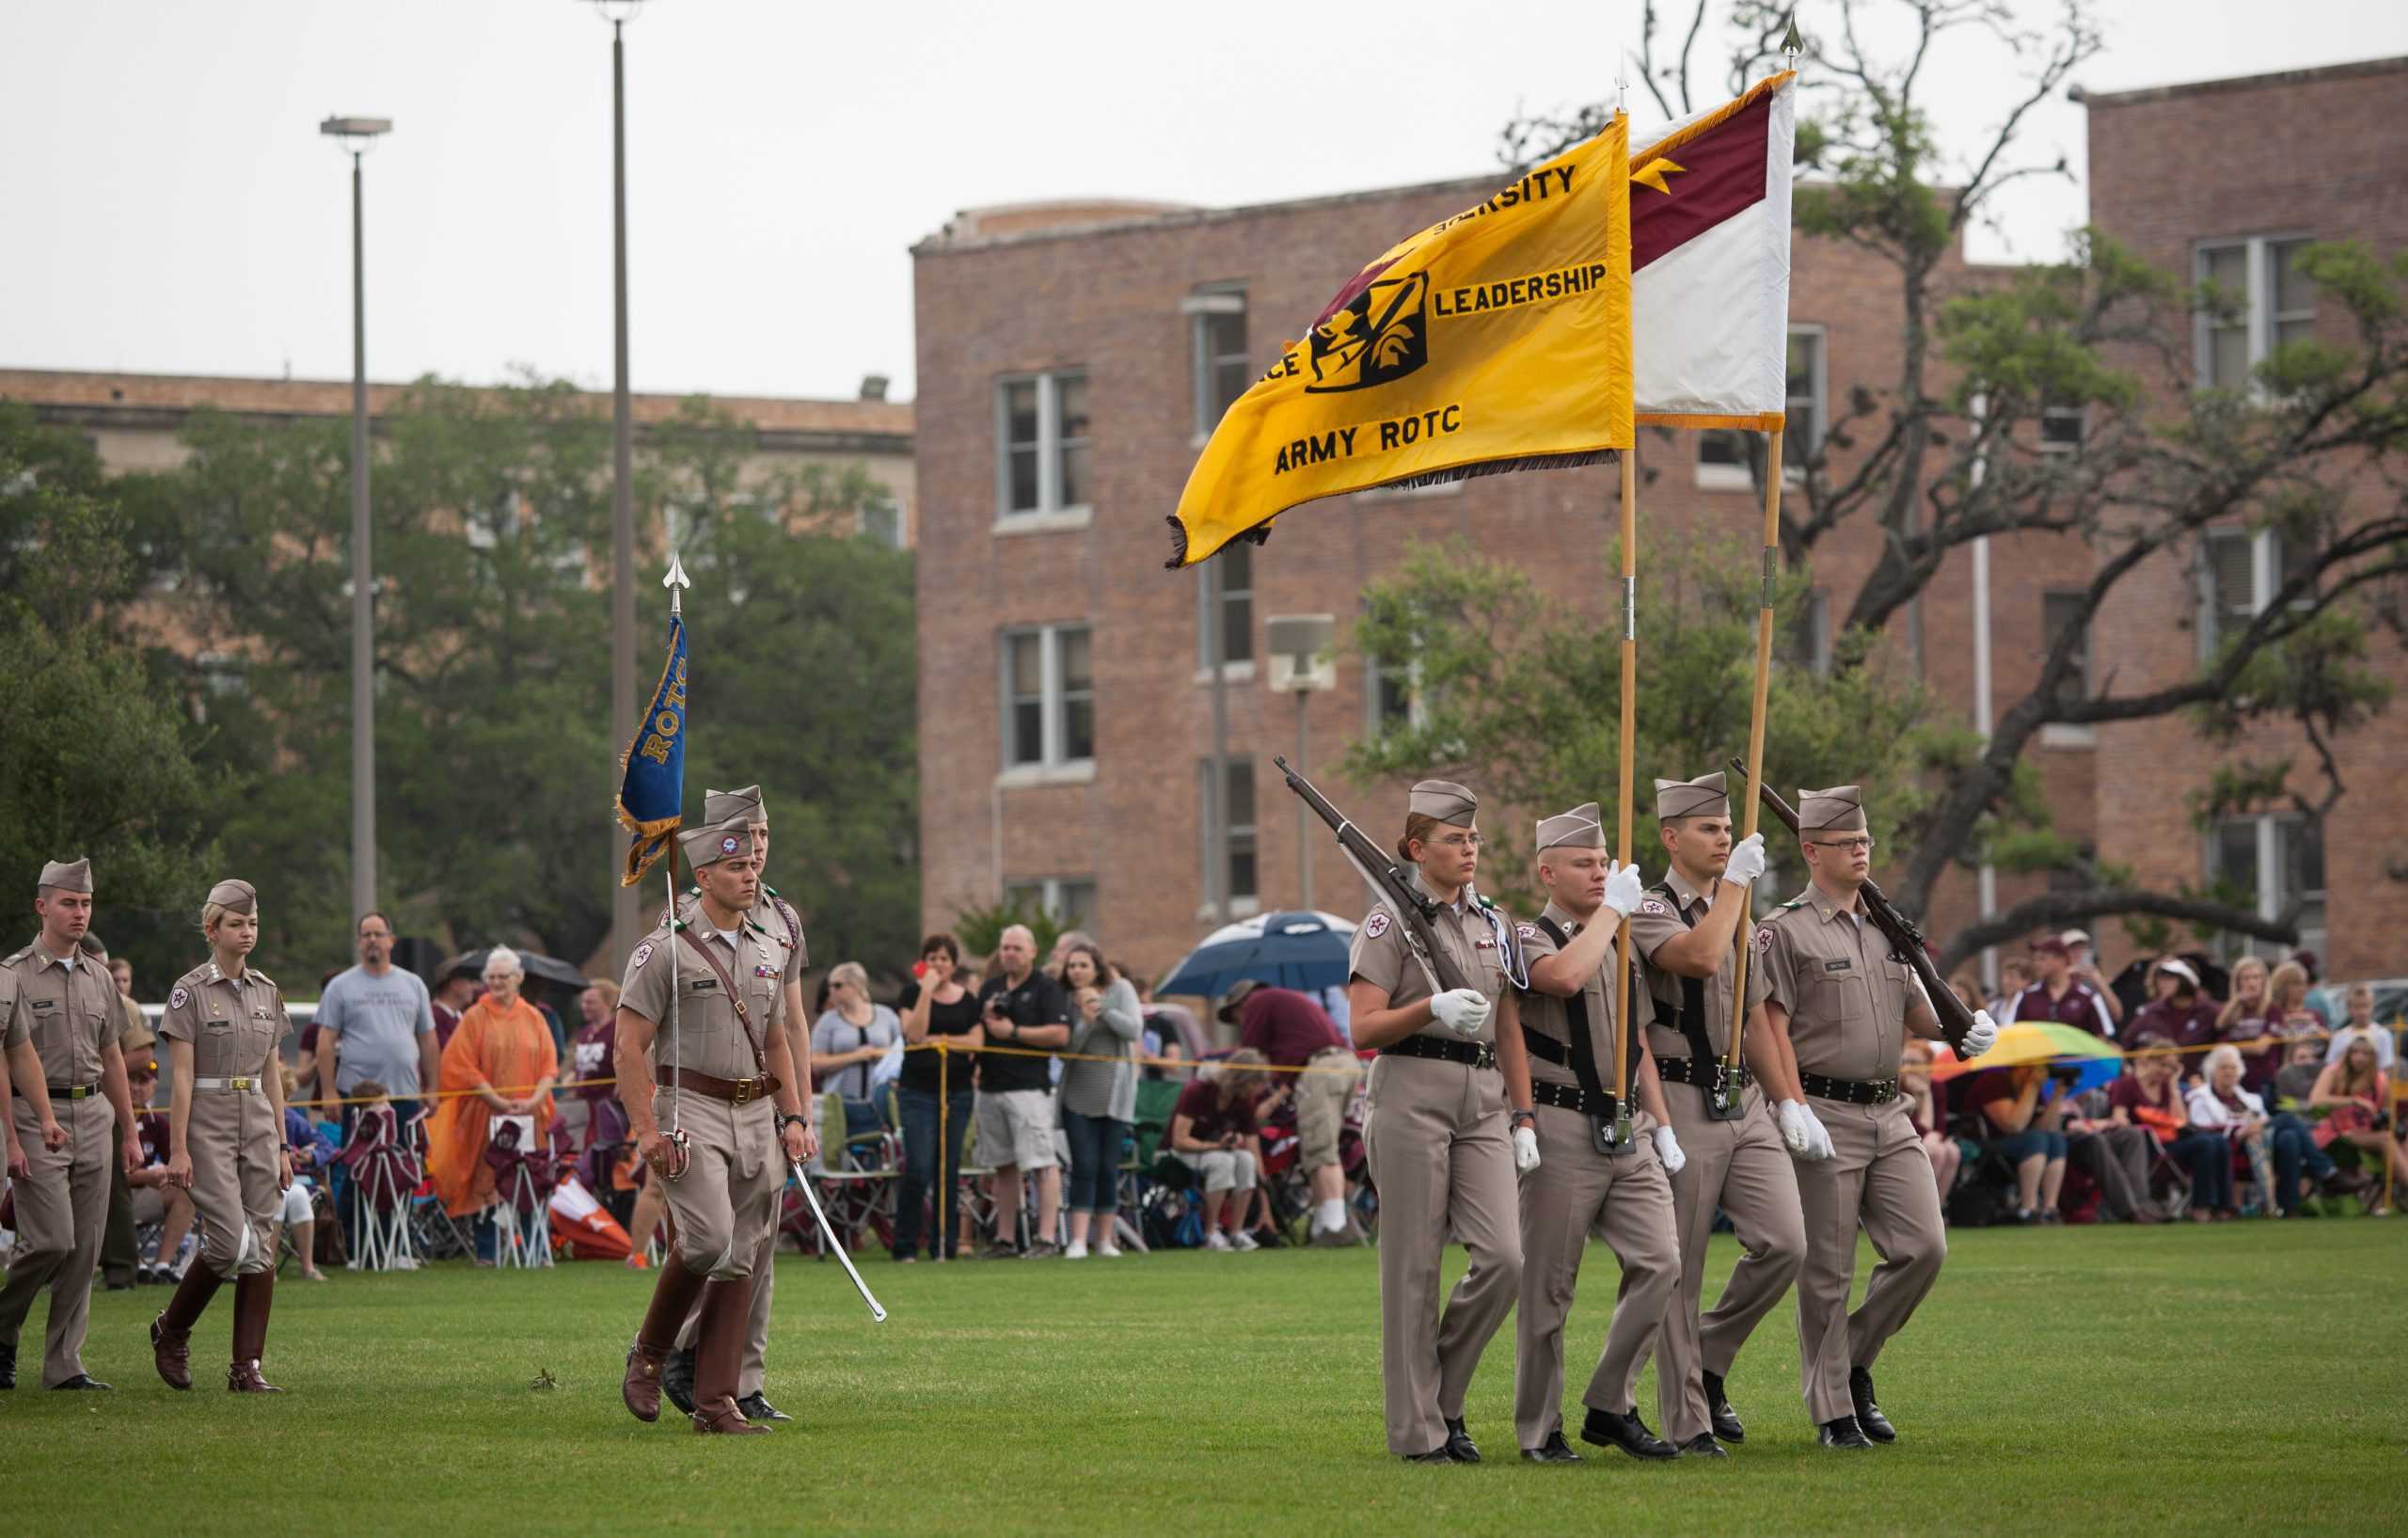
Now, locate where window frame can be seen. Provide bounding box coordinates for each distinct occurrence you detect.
[996,622,1096,778]
[1194,542,1254,674]
[1002,877,1100,937]
[1366,654,1429,737]
[1185,287,1249,444]
[2194,234,2315,390]
[2207,812,2325,962]
[992,368,1092,526]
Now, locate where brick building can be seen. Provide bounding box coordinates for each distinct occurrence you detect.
[2083,57,2408,979]
[911,171,2092,987]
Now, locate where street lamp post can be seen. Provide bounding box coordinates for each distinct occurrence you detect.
[320,115,392,924]
[583,1,652,967]
[1265,615,1336,913]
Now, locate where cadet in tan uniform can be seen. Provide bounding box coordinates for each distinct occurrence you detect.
[1347,780,1534,1464]
[1625,771,1803,1453]
[1510,801,1684,1464]
[150,879,295,1393]
[0,858,145,1391]
[660,785,814,1426]
[618,820,815,1435]
[1745,786,1998,1449]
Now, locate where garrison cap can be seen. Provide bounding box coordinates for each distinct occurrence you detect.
[704,785,766,828]
[1797,785,1867,832]
[679,821,759,870]
[38,857,92,894]
[1535,801,1606,851]
[1655,771,1729,822]
[1407,780,1479,826]
[206,879,258,914]
[78,933,109,963]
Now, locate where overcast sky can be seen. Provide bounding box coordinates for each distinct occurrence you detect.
[6,1,2403,404]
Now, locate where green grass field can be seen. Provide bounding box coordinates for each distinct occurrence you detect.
[3,1223,2401,1535]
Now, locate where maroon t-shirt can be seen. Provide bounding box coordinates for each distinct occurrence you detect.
[1235,988,1348,1070]
[2005,979,2116,1038]
[1961,1068,2025,1131]
[569,1019,616,1103]
[1174,1078,1259,1145]
[2131,998,2219,1054]
[2107,1074,2187,1142]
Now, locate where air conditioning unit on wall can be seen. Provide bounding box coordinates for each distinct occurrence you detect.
[1265,613,1337,693]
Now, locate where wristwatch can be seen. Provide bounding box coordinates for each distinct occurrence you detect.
[1509,1108,1537,1129]
[777,1113,809,1135]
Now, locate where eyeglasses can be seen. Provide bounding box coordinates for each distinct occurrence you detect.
[1810,836,1876,853]
[1432,832,1482,851]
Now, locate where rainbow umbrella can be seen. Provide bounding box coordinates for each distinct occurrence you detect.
[1930,1023,2124,1095]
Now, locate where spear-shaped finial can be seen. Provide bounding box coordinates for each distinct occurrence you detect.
[1782,10,1803,63]
[662,550,690,616]
[1616,54,1629,115]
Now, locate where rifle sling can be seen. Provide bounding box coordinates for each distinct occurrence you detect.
[1529,915,1641,1113]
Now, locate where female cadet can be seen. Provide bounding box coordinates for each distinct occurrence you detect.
[150,879,294,1392]
[1346,780,1537,1463]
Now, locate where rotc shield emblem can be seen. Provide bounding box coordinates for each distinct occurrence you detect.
[1307,269,1430,393]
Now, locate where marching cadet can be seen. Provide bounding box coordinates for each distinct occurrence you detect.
[1346,780,1533,1464]
[0,858,146,1391]
[1510,801,1684,1464]
[1625,772,1802,1454]
[660,785,814,1426]
[618,820,815,1435]
[1745,786,1997,1449]
[150,880,294,1392]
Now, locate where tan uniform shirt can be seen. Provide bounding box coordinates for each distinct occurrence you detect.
[618,916,788,1082]
[1628,867,1739,1059]
[2,942,119,1086]
[157,960,288,1084]
[1347,873,1516,1044]
[1512,901,1622,1091]
[674,888,809,996]
[1745,889,1916,1082]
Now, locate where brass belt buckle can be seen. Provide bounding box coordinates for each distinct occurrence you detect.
[230,1076,252,1091]
[732,1078,756,1105]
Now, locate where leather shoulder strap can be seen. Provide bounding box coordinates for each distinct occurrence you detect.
[674,928,767,1072]
[1647,881,1716,1067]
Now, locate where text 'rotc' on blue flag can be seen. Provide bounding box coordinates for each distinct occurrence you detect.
[615,609,689,887]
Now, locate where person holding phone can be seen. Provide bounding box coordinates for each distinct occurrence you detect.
[894,934,983,1261]
[1964,1063,2070,1224]
[1168,1050,1272,1250]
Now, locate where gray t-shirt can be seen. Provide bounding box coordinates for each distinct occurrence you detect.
[811,1006,899,1102]
[317,964,436,1096]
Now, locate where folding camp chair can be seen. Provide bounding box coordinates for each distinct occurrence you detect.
[484,1117,555,1269]
[797,1089,899,1258]
[335,1101,424,1270]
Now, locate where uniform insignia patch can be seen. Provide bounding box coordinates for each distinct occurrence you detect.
[1753,926,1774,954]
[1364,912,1392,939]
[721,834,739,855]
[753,965,775,978]
[630,942,655,971]
[1823,959,1852,973]
[1475,937,1496,950]
[1516,924,1539,941]
[1641,897,1671,916]
[168,986,189,1010]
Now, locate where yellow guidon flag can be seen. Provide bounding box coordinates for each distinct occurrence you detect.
[1166,113,1632,568]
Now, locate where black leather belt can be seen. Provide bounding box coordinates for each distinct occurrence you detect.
[1530,1079,1619,1118]
[1521,1031,1568,1066]
[1800,1070,1899,1105]
[11,1083,99,1100]
[1656,1055,1751,1091]
[1380,1036,1497,1071]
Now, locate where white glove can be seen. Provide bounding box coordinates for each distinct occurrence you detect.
[1652,1124,1687,1175]
[1778,1099,1831,1162]
[1960,1008,1999,1058]
[1430,988,1492,1038]
[1601,860,1647,919]
[1512,1125,1541,1174]
[1722,833,1767,889]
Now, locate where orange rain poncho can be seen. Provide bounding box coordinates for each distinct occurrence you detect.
[425,994,558,1218]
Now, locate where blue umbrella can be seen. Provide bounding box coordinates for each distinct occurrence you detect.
[1156,911,1358,1001]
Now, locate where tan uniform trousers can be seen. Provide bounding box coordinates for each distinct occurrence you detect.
[655,1088,781,1283]
[1293,1046,1362,1171]
[1793,1095,1946,1423]
[1513,1103,1678,1449]
[1646,1081,1805,1442]
[673,1208,780,1396]
[0,1096,115,1386]
[189,1084,281,1277]
[1362,1054,1521,1456]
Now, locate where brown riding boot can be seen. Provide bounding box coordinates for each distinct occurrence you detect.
[151,1263,226,1391]
[228,1272,284,1392]
[624,1251,706,1423]
[689,1276,768,1435]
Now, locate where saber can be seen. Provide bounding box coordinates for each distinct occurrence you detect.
[789,1160,886,1323]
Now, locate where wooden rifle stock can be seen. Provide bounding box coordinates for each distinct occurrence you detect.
[1726,759,1974,1052]
[1275,755,1474,996]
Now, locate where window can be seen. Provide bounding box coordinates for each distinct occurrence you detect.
[1003,878,1099,936]
[1779,587,1832,674]
[2210,815,2326,961]
[1696,429,1749,486]
[1786,327,1825,455]
[858,491,906,548]
[2195,236,2314,388]
[2040,590,2092,704]
[1198,756,1259,908]
[995,370,1090,519]
[2198,526,2319,658]
[193,652,246,722]
[2039,405,2085,453]
[1367,655,1425,736]
[1187,288,1249,438]
[1196,542,1253,670]
[1000,624,1093,771]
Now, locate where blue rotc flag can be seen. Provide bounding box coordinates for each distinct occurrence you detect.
[616,606,688,886]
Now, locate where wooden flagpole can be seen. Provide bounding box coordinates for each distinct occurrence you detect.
[1610,446,1640,1147]
[1722,428,1784,1101]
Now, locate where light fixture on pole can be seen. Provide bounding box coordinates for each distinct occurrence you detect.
[320,114,393,924]
[1265,615,1337,913]
[580,0,654,967]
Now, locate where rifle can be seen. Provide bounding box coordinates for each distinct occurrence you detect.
[1726,759,1975,1053]
[1274,755,1473,998]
